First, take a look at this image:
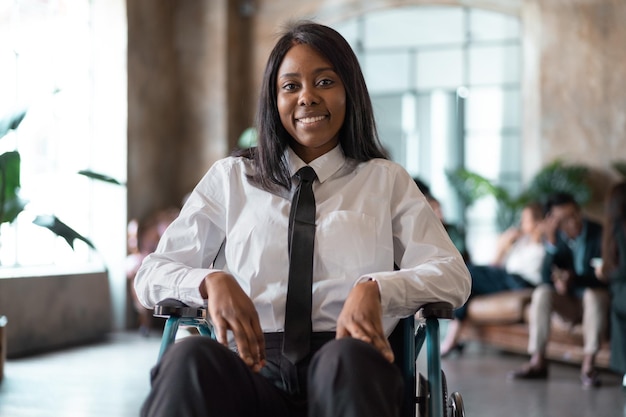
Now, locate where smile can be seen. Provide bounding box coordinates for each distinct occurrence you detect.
[297,115,327,125]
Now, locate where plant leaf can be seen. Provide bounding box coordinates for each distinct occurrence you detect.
[0,151,27,224]
[32,214,95,250]
[77,169,125,186]
[0,108,28,140]
[446,168,503,205]
[612,161,626,179]
[525,159,591,206]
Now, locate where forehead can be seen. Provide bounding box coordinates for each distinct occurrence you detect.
[278,43,333,75]
[552,203,578,216]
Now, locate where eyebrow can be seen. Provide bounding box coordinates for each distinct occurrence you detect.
[278,66,336,79]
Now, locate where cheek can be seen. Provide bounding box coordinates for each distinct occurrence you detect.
[277,97,293,127]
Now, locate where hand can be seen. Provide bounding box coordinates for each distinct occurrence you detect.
[201,272,266,372]
[542,212,560,245]
[551,267,572,295]
[336,280,394,363]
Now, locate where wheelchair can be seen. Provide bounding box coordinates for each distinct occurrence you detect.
[153,298,465,417]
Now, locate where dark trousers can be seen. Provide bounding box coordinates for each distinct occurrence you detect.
[141,333,403,417]
[455,264,534,320]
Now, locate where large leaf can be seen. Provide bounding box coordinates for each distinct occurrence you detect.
[77,169,125,186]
[525,160,591,205]
[0,151,27,224]
[612,161,626,179]
[0,108,28,140]
[446,168,505,206]
[32,214,95,250]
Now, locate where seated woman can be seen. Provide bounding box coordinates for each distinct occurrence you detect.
[441,201,546,356]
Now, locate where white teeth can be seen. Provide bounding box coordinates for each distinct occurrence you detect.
[298,115,325,124]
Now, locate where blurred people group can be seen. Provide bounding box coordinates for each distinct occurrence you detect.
[417,176,626,389]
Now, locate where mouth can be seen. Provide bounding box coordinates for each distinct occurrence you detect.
[296,115,327,125]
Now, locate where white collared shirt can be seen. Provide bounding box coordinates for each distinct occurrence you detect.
[135,145,471,336]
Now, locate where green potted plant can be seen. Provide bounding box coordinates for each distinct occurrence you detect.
[446,159,591,231]
[0,107,122,259]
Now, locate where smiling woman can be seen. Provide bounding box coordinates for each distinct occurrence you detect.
[276,43,346,163]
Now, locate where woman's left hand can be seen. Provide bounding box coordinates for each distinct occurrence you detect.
[336,280,395,362]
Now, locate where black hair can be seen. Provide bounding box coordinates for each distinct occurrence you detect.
[543,192,578,216]
[243,20,388,191]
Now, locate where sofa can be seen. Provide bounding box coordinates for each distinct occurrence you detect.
[460,288,611,369]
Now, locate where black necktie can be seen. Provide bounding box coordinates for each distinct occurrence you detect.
[282,166,317,364]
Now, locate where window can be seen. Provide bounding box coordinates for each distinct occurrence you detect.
[333,6,522,263]
[0,0,126,270]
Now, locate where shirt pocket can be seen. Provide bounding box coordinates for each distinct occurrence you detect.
[316,211,377,275]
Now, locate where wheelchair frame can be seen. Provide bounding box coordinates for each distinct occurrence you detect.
[153,298,464,417]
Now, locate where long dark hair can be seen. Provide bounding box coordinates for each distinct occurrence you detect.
[601,181,626,275]
[243,20,388,191]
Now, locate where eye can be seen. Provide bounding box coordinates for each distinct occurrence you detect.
[280,82,299,92]
[317,78,334,87]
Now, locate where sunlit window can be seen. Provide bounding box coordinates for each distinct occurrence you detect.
[334,6,522,263]
[0,0,126,269]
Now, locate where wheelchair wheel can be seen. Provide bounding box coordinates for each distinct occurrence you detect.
[417,373,428,417]
[417,371,449,417]
[447,392,465,417]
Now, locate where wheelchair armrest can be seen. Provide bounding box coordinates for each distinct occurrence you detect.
[153,298,206,319]
[417,302,454,320]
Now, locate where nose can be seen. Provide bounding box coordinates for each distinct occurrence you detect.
[298,84,320,106]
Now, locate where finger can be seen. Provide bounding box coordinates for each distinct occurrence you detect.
[335,323,349,339]
[371,333,395,363]
[209,314,230,347]
[238,316,264,370]
[250,318,266,372]
[230,320,255,368]
[342,320,374,344]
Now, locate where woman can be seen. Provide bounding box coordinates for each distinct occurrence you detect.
[441,202,546,356]
[595,181,626,388]
[135,21,470,417]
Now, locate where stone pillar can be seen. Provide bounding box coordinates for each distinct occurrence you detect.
[127,0,250,223]
[522,0,626,191]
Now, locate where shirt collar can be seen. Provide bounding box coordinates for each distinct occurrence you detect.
[286,144,345,184]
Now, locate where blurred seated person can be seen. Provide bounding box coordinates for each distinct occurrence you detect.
[413,177,470,263]
[594,181,626,388]
[441,201,546,356]
[508,192,609,388]
[126,207,180,335]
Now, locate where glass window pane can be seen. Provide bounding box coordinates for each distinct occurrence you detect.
[371,94,403,162]
[332,19,360,52]
[469,44,520,85]
[415,48,463,90]
[465,87,521,130]
[363,52,410,93]
[363,6,465,49]
[465,134,499,178]
[469,9,521,41]
[464,133,521,178]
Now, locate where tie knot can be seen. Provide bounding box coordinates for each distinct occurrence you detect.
[296,166,317,183]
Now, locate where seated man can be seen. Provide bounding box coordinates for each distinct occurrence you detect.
[508,192,609,388]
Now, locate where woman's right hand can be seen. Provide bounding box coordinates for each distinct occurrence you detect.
[201,272,266,372]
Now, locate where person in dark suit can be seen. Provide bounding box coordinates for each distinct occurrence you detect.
[595,181,626,388]
[509,192,609,388]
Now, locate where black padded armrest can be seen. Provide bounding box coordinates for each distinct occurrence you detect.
[153,298,206,319]
[417,302,454,319]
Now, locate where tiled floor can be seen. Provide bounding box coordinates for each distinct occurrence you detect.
[0,332,159,417]
[1,330,625,417]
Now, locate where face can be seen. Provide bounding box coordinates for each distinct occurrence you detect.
[551,203,583,239]
[519,207,539,235]
[276,43,346,163]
